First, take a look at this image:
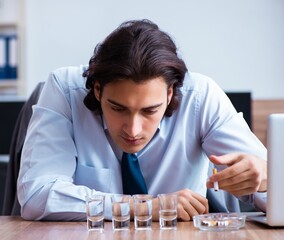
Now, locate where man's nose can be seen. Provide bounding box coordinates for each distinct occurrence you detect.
[124,114,142,137]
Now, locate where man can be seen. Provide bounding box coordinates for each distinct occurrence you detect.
[17,19,267,221]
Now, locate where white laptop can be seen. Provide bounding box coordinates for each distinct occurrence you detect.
[249,113,284,226]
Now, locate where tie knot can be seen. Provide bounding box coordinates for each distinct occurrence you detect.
[122,152,138,162]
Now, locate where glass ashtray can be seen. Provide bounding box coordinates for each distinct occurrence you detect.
[193,213,246,231]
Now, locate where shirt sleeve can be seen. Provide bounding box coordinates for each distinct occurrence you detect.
[196,76,267,211]
[17,70,114,220]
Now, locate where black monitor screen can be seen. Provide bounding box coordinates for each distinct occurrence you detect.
[226,92,251,129]
[0,99,25,154]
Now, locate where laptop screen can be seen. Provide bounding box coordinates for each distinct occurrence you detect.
[267,114,284,226]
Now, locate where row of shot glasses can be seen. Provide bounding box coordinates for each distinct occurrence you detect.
[86,193,178,231]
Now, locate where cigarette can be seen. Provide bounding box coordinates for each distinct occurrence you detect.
[212,168,219,191]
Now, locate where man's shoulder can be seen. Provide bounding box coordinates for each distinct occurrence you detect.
[182,72,216,92]
[50,65,88,89]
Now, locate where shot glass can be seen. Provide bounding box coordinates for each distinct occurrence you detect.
[85,194,105,231]
[133,194,153,230]
[111,194,131,230]
[158,193,178,230]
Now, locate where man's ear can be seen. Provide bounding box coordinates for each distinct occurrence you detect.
[167,84,174,105]
[94,82,100,101]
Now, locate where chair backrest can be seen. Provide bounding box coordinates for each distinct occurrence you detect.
[2,82,45,215]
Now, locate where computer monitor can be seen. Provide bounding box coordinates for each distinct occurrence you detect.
[226,92,252,129]
[0,97,25,155]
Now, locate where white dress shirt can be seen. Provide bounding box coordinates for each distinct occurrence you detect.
[17,65,267,220]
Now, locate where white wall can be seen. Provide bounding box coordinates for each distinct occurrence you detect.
[21,0,284,99]
[0,0,17,23]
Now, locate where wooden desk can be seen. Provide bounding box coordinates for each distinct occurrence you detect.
[0,216,283,240]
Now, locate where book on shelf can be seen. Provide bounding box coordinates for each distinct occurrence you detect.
[0,33,18,81]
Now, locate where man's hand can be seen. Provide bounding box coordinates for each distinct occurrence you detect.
[207,153,267,196]
[151,189,208,221]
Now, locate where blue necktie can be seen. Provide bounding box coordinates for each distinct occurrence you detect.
[121,152,148,195]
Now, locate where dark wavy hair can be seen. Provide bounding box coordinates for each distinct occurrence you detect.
[83,19,187,117]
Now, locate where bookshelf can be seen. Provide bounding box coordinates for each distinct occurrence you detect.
[0,0,20,95]
[0,23,19,95]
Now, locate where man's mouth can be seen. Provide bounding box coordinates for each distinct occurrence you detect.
[122,136,142,146]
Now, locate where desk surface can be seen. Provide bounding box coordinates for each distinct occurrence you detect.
[0,216,284,240]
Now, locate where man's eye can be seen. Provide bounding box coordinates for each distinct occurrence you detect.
[112,107,125,112]
[143,109,158,115]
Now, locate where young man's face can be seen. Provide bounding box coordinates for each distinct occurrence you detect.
[94,77,173,153]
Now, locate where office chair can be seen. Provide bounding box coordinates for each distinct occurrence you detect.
[2,82,45,215]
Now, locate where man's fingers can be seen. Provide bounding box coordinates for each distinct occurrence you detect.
[209,159,248,182]
[209,153,243,166]
[208,153,267,195]
[176,190,208,221]
[192,192,209,213]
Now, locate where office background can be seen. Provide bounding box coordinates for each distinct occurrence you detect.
[0,0,284,216]
[1,0,284,99]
